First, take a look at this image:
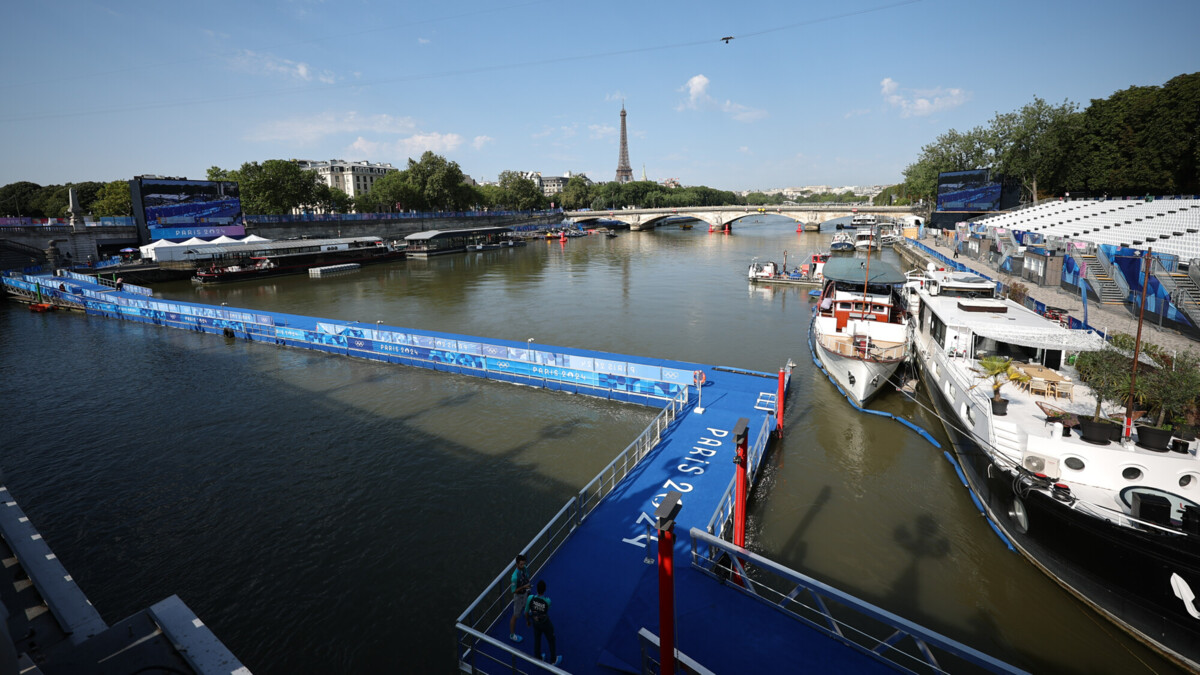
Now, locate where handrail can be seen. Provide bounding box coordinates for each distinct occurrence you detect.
[813,332,907,361]
[688,528,1027,674]
[705,415,772,540]
[454,390,688,670]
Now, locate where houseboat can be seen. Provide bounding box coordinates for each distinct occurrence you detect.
[906,265,1200,672]
[809,257,908,407]
[191,237,405,284]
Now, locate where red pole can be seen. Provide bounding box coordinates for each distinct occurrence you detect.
[655,492,683,675]
[733,418,749,548]
[1125,248,1153,439]
[657,524,676,675]
[775,368,786,434]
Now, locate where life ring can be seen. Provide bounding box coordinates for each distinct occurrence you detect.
[694,370,706,387]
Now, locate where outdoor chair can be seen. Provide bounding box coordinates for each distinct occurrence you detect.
[1029,379,1049,398]
[1036,401,1079,429]
[1054,381,1074,401]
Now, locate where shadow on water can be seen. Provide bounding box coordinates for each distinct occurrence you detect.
[885,513,951,611]
[778,484,832,566]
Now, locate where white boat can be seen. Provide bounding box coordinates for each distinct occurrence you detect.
[809,257,908,407]
[905,264,1200,672]
[853,227,879,251]
[851,213,877,228]
[830,232,855,252]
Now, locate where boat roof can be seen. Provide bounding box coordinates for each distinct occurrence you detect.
[822,258,905,285]
[405,226,513,241]
[185,237,382,257]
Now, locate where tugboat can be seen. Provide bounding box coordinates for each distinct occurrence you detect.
[809,257,908,407]
[906,264,1200,672]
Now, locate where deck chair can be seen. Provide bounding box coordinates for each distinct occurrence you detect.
[1029,379,1049,398]
[1036,401,1079,429]
[1054,381,1074,401]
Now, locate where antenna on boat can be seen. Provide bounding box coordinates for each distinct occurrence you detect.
[1123,247,1153,440]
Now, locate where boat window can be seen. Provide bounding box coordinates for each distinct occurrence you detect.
[1122,467,1143,481]
[1064,457,1085,471]
[838,302,851,310]
[1181,474,1196,488]
[930,313,946,348]
[872,305,886,313]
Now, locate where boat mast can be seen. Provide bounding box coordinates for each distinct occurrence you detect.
[1124,247,1152,440]
[860,226,873,312]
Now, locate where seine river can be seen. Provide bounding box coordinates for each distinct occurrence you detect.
[0,217,1185,674]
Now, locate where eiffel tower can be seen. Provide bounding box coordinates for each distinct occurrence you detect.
[615,104,633,183]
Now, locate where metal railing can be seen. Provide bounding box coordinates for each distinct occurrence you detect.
[455,389,689,674]
[688,529,1026,674]
[705,415,772,540]
[814,332,907,361]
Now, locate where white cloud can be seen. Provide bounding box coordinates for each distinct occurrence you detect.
[844,108,871,119]
[588,124,616,140]
[738,146,751,154]
[604,91,626,102]
[418,37,431,44]
[676,74,766,122]
[398,132,464,155]
[229,48,336,84]
[880,77,969,117]
[249,112,417,144]
[345,132,464,161]
[472,135,493,150]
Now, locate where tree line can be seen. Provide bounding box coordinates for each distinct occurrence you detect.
[2,152,760,220]
[884,72,1199,206]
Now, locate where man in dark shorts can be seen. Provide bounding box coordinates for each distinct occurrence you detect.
[524,579,561,666]
[509,553,530,643]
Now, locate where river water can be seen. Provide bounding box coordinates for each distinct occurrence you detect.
[0,217,1185,674]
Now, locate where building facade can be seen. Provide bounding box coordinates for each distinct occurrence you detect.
[294,159,399,199]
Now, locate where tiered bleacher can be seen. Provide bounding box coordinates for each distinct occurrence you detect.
[976,197,1200,262]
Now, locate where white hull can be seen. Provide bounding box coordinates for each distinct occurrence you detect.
[810,315,904,407]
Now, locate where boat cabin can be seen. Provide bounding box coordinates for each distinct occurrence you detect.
[816,258,907,331]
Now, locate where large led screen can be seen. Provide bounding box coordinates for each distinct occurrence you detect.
[133,178,244,239]
[936,169,1002,211]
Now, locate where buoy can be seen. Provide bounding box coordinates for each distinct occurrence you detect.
[708,223,714,233]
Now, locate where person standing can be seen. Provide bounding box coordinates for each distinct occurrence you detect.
[525,580,562,666]
[509,554,530,643]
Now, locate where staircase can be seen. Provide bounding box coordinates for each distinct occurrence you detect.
[995,229,1021,273]
[1150,257,1200,329]
[1071,249,1127,305]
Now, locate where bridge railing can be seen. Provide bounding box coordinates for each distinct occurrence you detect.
[454,389,689,674]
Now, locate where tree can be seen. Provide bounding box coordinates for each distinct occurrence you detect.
[498,171,545,211]
[971,356,1031,402]
[559,176,591,210]
[358,171,421,212]
[0,181,43,217]
[313,184,354,214]
[236,160,322,214]
[993,97,1078,201]
[90,180,133,217]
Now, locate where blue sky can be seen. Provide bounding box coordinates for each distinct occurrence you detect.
[3,0,1197,192]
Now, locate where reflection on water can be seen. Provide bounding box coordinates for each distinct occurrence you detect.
[2,217,1185,674]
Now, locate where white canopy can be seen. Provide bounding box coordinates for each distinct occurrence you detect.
[210,235,241,244]
[970,323,1109,352]
[139,238,185,261]
[179,237,212,246]
[241,234,270,242]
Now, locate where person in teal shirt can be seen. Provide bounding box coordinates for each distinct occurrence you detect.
[524,580,561,666]
[509,553,530,643]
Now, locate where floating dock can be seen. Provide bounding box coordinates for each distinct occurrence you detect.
[2,269,1023,674]
[309,262,361,277]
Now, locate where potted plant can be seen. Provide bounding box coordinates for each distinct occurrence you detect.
[971,356,1031,416]
[1135,352,1200,451]
[1074,347,1133,445]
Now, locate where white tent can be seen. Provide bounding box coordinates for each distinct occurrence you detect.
[139,238,184,261]
[210,235,241,244]
[180,237,212,246]
[241,234,271,242]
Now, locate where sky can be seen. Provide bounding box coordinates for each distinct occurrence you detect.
[3,0,1198,192]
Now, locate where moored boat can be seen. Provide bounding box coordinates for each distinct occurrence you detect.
[830,232,855,252]
[191,237,404,284]
[853,227,879,251]
[906,265,1200,672]
[809,257,908,407]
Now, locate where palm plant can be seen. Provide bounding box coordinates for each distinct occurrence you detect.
[971,356,1031,402]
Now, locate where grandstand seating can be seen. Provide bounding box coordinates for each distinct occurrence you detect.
[975,198,1200,262]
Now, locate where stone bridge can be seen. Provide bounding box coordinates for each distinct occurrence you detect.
[564,205,920,231]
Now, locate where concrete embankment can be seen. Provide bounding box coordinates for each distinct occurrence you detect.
[247,212,564,241]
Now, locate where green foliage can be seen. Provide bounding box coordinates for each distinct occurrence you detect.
[894,72,1200,201]
[1075,348,1133,421]
[232,160,324,215]
[559,176,591,210]
[90,180,133,217]
[970,356,1031,401]
[0,180,107,218]
[1137,351,1200,428]
[497,171,545,211]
